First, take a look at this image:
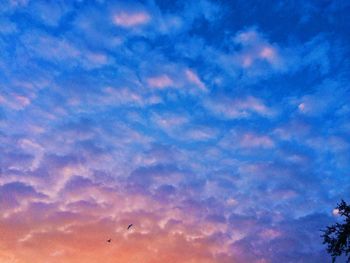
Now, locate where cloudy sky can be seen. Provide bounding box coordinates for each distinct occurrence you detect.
[1,0,349,262]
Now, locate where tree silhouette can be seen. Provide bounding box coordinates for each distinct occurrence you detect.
[322,200,350,262]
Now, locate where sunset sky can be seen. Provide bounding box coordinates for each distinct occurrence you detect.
[1,0,350,262]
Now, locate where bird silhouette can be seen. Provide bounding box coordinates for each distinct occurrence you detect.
[127,224,133,230]
[107,238,112,243]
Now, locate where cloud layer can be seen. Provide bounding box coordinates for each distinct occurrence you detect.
[1,0,350,262]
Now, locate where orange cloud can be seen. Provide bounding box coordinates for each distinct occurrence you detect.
[0,177,238,263]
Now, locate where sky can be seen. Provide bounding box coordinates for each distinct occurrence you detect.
[0,0,350,262]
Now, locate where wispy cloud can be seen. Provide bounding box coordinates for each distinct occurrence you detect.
[147,74,174,89]
[232,28,285,72]
[205,95,275,119]
[185,69,207,91]
[113,11,150,28]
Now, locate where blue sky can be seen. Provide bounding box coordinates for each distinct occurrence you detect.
[0,1,350,262]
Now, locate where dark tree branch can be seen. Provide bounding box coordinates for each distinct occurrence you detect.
[322,200,350,263]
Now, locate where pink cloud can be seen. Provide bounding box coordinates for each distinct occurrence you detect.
[234,30,259,45]
[236,45,281,70]
[240,133,275,148]
[100,87,145,106]
[233,29,284,71]
[237,96,272,115]
[147,75,173,89]
[83,52,109,68]
[0,175,235,263]
[185,69,207,91]
[23,32,112,70]
[14,94,31,107]
[153,113,188,130]
[113,11,150,28]
[241,55,253,68]
[273,120,310,141]
[0,93,32,110]
[259,45,282,68]
[185,127,217,141]
[206,96,274,119]
[260,46,275,60]
[259,228,281,240]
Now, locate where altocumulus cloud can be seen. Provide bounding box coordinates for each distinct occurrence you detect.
[0,0,349,262]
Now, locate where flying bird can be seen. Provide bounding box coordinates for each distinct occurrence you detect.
[107,238,112,243]
[127,224,133,230]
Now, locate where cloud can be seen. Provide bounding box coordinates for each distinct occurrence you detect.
[0,167,236,263]
[184,126,218,141]
[185,69,207,91]
[293,79,346,117]
[113,11,150,28]
[0,1,349,262]
[101,86,146,106]
[152,112,189,131]
[26,1,73,27]
[0,93,32,110]
[147,74,174,89]
[239,133,275,148]
[218,130,276,163]
[0,182,47,216]
[20,30,111,70]
[205,95,275,119]
[182,0,222,23]
[0,16,17,34]
[232,28,285,72]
